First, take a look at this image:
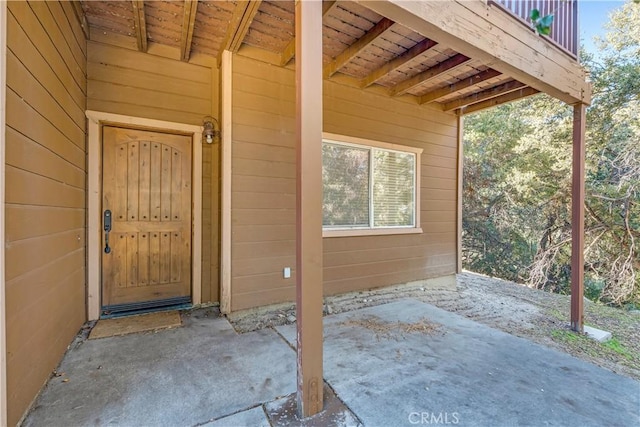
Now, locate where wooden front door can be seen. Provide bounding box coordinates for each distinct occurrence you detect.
[101,126,192,311]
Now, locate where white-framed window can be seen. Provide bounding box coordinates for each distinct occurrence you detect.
[322,133,423,238]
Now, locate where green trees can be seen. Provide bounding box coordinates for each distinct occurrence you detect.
[462,1,639,306]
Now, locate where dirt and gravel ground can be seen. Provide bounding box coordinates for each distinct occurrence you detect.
[228,271,640,381]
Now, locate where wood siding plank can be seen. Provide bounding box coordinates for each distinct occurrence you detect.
[88,41,210,83]
[7,16,85,120]
[29,1,86,79]
[5,228,85,283]
[5,206,84,243]
[5,3,87,423]
[5,127,84,190]
[59,1,88,54]
[7,3,86,99]
[87,100,206,130]
[87,62,210,100]
[6,90,84,169]
[88,80,211,118]
[230,55,457,311]
[87,42,212,126]
[5,166,84,209]
[43,1,86,73]
[7,52,84,144]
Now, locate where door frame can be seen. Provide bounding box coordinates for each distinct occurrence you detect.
[86,111,203,320]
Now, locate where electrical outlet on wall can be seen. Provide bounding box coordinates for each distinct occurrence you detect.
[283,267,291,279]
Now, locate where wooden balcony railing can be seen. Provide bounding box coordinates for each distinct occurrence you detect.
[492,0,579,57]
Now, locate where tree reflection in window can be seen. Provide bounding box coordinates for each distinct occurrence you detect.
[322,140,416,229]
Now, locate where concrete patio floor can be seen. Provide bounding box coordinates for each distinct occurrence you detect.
[24,300,639,427]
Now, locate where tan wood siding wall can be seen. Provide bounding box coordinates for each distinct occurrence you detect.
[5,2,87,424]
[231,55,457,311]
[86,42,220,303]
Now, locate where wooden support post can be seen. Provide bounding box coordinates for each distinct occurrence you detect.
[220,50,233,314]
[456,113,463,274]
[295,0,324,418]
[571,103,586,332]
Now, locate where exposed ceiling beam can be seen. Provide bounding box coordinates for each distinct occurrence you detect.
[359,0,589,105]
[443,80,526,111]
[324,17,395,79]
[420,68,501,104]
[180,0,199,61]
[390,53,471,97]
[280,0,338,66]
[218,0,263,66]
[360,38,437,88]
[461,87,540,115]
[131,0,147,52]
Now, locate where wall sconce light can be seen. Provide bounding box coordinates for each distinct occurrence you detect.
[202,116,220,144]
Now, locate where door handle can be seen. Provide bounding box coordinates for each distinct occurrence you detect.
[104,210,112,254]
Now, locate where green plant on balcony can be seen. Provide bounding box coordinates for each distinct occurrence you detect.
[530,8,554,36]
[531,0,639,36]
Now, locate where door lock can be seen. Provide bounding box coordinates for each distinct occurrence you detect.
[104,209,112,254]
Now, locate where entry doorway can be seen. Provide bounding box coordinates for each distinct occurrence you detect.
[101,126,192,314]
[86,111,204,321]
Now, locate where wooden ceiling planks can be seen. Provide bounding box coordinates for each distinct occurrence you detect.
[322,2,381,62]
[360,38,437,88]
[405,61,486,97]
[390,53,472,97]
[242,13,291,53]
[438,75,514,104]
[145,0,183,48]
[191,1,235,58]
[217,0,263,65]
[281,0,333,66]
[82,1,135,37]
[338,0,382,23]
[376,47,455,88]
[249,0,294,49]
[336,58,376,79]
[420,68,502,104]
[442,79,527,111]
[79,0,542,113]
[324,17,395,78]
[462,87,540,114]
